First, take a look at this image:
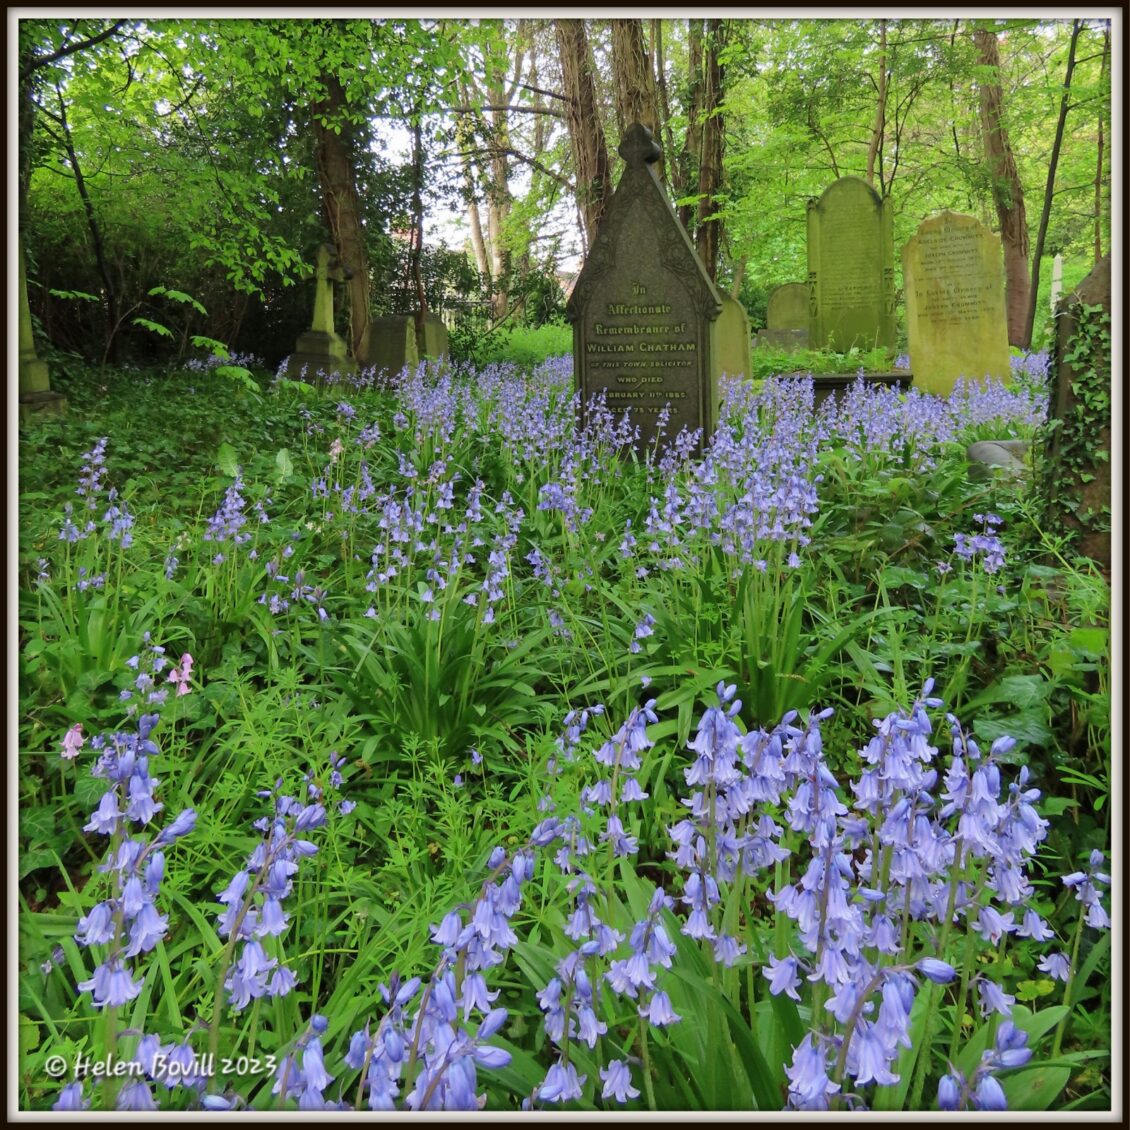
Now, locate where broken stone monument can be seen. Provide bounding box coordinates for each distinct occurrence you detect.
[903,210,1011,397]
[566,122,722,451]
[282,243,358,384]
[806,176,896,352]
[18,240,67,422]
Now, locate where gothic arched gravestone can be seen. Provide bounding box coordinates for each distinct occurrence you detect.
[566,123,722,451]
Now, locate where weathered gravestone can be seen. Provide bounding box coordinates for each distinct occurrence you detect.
[567,123,722,450]
[18,239,67,422]
[903,211,1011,397]
[415,313,450,361]
[282,243,357,383]
[1042,255,1111,569]
[712,294,752,383]
[806,176,896,352]
[363,315,418,378]
[754,282,810,351]
[362,312,448,378]
[767,282,810,331]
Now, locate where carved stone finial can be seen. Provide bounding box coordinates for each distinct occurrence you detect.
[617,122,662,167]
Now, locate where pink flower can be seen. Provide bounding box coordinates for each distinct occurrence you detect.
[329,438,344,464]
[168,653,194,697]
[61,723,85,760]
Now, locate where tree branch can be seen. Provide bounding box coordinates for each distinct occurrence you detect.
[20,19,128,81]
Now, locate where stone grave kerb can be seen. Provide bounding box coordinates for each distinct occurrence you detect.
[566,122,723,449]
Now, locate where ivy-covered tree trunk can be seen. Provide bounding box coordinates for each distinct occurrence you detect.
[312,70,371,360]
[555,18,612,248]
[611,20,665,187]
[677,19,704,234]
[694,19,727,280]
[974,25,1031,348]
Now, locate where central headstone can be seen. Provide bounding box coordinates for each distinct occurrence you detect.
[567,123,722,450]
[902,210,1011,396]
[806,176,896,352]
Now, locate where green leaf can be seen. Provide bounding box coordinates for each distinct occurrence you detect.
[1001,1064,1072,1110]
[275,448,294,482]
[216,442,240,477]
[132,316,174,338]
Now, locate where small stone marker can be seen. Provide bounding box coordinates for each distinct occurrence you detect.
[566,123,722,450]
[903,211,1011,397]
[766,283,810,331]
[282,243,357,384]
[711,294,752,383]
[806,176,896,352]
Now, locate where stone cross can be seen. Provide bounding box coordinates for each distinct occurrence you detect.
[311,243,349,334]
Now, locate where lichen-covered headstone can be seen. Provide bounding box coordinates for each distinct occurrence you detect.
[363,315,419,379]
[1042,255,1111,569]
[415,313,449,362]
[282,243,357,384]
[766,283,810,331]
[806,176,896,352]
[711,294,752,384]
[903,211,1011,396]
[567,122,722,450]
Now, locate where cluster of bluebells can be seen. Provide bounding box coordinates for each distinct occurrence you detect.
[214,784,328,1010]
[333,846,533,1110]
[203,472,252,563]
[949,511,1007,575]
[119,635,181,714]
[55,438,135,588]
[529,681,1103,1112]
[937,1019,1032,1111]
[74,708,197,1012]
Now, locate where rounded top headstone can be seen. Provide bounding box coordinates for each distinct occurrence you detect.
[618,122,662,167]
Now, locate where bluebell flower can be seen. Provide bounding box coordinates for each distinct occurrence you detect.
[538,1059,585,1103]
[599,1059,639,1103]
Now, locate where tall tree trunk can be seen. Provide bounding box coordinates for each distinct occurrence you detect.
[312,70,370,359]
[975,25,1031,348]
[611,19,665,187]
[678,19,704,233]
[1023,20,1081,348]
[51,83,120,363]
[865,19,887,188]
[694,19,727,280]
[1095,24,1109,263]
[409,115,428,338]
[486,70,512,321]
[457,90,492,291]
[652,20,678,169]
[555,19,613,247]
